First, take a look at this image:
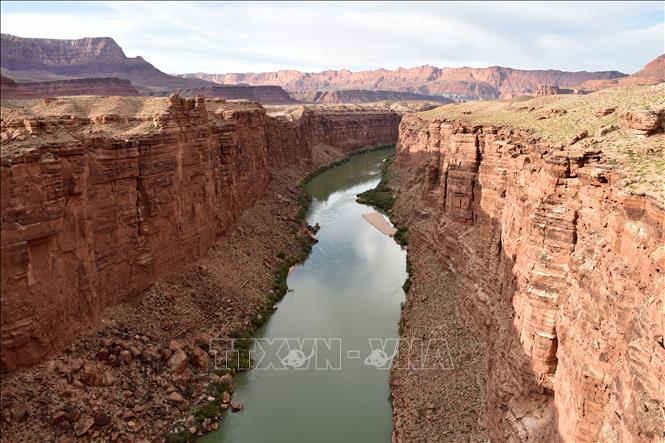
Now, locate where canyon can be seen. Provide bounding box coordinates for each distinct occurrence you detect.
[1,59,663,442]
[0,95,399,373]
[389,84,664,442]
[0,94,400,440]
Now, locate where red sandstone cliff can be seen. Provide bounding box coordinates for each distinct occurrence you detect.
[145,85,298,104]
[0,96,400,372]
[184,65,626,100]
[0,75,139,99]
[391,90,664,441]
[289,89,454,104]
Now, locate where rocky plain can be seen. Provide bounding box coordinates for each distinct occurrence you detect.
[0,28,664,443]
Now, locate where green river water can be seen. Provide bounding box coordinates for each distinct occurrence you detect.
[202,146,406,442]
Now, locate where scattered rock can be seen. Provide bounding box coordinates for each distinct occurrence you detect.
[568,130,588,145]
[189,345,209,371]
[595,107,616,116]
[129,345,142,358]
[10,404,29,422]
[596,124,619,137]
[161,348,173,361]
[93,411,111,427]
[74,415,95,437]
[169,349,188,374]
[230,401,243,412]
[51,410,67,425]
[166,392,185,403]
[97,347,110,361]
[218,373,234,392]
[119,350,132,364]
[140,350,154,363]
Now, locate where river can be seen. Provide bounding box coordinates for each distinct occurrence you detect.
[203,146,406,442]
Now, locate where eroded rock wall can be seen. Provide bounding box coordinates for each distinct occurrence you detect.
[0,97,400,372]
[393,115,664,442]
[0,76,139,99]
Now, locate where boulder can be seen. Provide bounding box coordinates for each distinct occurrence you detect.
[51,410,67,425]
[595,107,616,116]
[189,345,209,371]
[568,130,588,145]
[621,109,664,135]
[166,392,185,403]
[128,345,142,358]
[10,404,29,422]
[596,124,618,137]
[93,411,111,427]
[118,350,132,364]
[161,349,173,361]
[97,347,110,361]
[168,349,188,374]
[74,415,95,437]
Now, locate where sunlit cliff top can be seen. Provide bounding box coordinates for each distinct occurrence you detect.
[419,84,665,202]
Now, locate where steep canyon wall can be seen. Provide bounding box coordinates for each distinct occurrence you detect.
[0,96,400,372]
[393,115,664,442]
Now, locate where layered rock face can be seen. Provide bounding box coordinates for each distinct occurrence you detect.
[1,33,214,92]
[0,96,400,372]
[289,89,454,104]
[0,75,139,99]
[145,85,297,104]
[393,115,664,441]
[534,84,575,96]
[184,65,626,100]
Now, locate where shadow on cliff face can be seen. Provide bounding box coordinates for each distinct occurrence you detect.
[394,149,560,442]
[394,111,665,441]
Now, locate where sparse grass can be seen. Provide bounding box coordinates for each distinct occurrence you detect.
[402,258,413,294]
[418,84,665,202]
[193,399,221,425]
[165,428,193,443]
[394,228,409,247]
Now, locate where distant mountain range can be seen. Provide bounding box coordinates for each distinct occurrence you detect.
[576,54,665,91]
[0,33,213,93]
[1,33,662,103]
[182,64,632,100]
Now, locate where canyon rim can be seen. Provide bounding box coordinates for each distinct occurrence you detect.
[1,1,664,442]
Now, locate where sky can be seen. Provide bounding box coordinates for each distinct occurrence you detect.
[1,1,663,75]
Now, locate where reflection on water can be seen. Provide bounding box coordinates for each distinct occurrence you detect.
[306,148,396,202]
[203,146,405,442]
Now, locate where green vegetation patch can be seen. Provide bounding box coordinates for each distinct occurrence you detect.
[356,157,395,211]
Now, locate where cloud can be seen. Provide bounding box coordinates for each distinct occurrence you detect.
[1,1,663,74]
